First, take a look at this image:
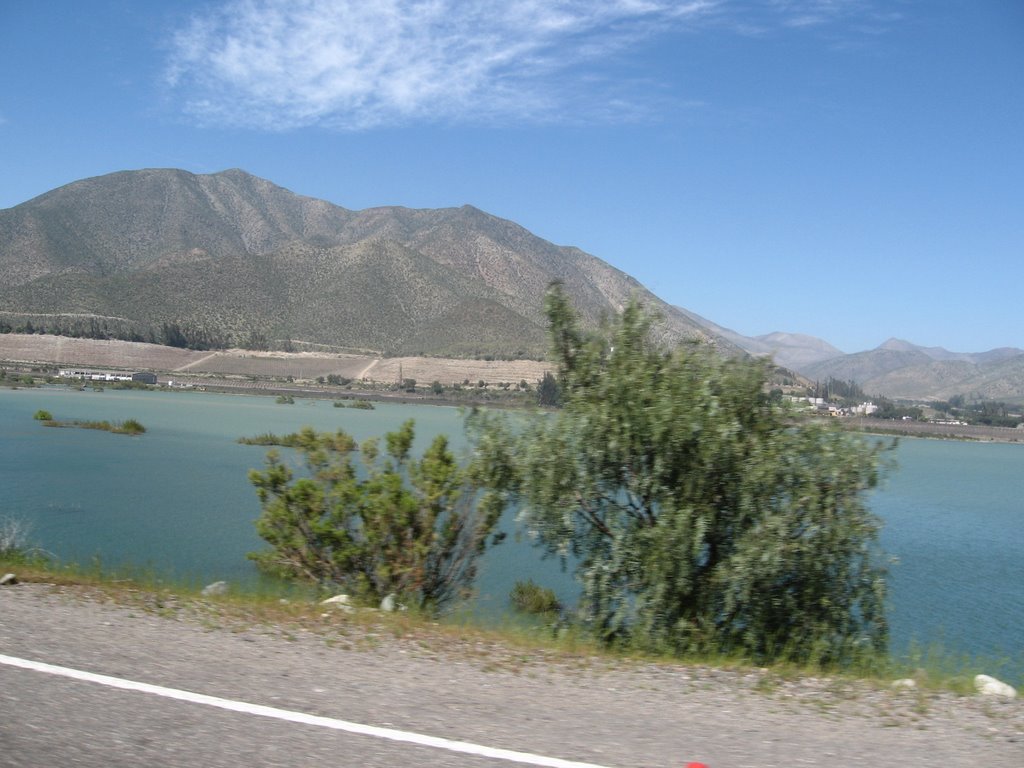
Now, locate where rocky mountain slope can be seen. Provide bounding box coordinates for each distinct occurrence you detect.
[0,169,734,359]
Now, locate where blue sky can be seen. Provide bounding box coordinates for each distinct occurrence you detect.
[1,1,1021,353]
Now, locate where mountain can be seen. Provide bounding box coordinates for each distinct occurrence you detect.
[876,338,1023,366]
[673,308,844,371]
[800,340,1024,402]
[678,315,1023,402]
[0,169,736,358]
[862,353,1024,402]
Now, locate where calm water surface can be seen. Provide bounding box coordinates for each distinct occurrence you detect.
[2,387,1021,681]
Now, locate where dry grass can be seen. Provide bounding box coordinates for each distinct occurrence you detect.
[0,334,206,370]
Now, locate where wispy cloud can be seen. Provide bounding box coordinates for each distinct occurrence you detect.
[164,0,893,130]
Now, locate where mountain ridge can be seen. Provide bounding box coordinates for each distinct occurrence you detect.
[0,168,731,359]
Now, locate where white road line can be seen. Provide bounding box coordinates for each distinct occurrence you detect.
[0,654,615,768]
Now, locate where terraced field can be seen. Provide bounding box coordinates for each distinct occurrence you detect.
[0,334,550,387]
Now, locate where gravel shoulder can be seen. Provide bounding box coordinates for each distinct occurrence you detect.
[1,582,1021,767]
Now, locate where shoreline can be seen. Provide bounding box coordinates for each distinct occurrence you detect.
[845,416,1024,444]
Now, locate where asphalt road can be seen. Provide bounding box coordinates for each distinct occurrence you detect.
[1,583,1021,768]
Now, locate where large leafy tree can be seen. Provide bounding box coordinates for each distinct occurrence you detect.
[249,421,504,612]
[469,284,891,664]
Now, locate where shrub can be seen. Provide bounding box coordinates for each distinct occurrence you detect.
[248,421,505,612]
[470,284,891,665]
[0,516,46,563]
[509,579,562,615]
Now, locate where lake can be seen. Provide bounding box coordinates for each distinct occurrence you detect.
[2,386,1021,682]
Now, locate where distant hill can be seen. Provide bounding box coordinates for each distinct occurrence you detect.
[674,308,843,372]
[677,313,1023,402]
[801,340,1024,402]
[0,168,735,359]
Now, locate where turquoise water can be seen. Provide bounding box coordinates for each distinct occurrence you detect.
[873,437,1023,676]
[2,386,1021,680]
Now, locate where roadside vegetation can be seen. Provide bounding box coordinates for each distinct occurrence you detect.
[247,421,505,612]
[8,288,1016,689]
[509,579,562,617]
[467,285,892,667]
[241,284,893,674]
[0,516,47,564]
[2,548,1016,697]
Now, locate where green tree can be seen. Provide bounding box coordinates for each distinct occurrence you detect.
[536,371,560,407]
[469,284,890,664]
[248,421,504,612]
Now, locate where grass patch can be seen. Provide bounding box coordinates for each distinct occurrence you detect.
[237,432,304,447]
[37,417,146,435]
[334,399,374,410]
[1,557,1017,695]
[1,517,51,564]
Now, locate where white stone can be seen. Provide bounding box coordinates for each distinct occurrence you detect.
[322,594,355,613]
[891,678,917,690]
[0,573,17,586]
[200,581,229,597]
[974,674,1017,698]
[380,593,397,612]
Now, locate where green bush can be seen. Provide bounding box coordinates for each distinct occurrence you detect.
[346,400,374,410]
[509,579,562,615]
[248,421,504,612]
[33,409,53,421]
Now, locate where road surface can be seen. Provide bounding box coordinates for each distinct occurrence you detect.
[1,583,1020,767]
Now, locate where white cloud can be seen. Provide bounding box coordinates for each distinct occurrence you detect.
[164,0,893,130]
[165,0,717,129]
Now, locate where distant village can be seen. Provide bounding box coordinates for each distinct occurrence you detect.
[787,396,879,418]
[57,369,159,386]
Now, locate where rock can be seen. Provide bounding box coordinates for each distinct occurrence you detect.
[0,573,17,586]
[974,674,1017,698]
[322,594,354,613]
[200,581,229,597]
[892,678,917,690]
[380,593,397,612]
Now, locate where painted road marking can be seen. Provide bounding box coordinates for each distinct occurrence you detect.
[0,653,614,768]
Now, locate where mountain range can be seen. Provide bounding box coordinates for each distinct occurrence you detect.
[1,168,1020,402]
